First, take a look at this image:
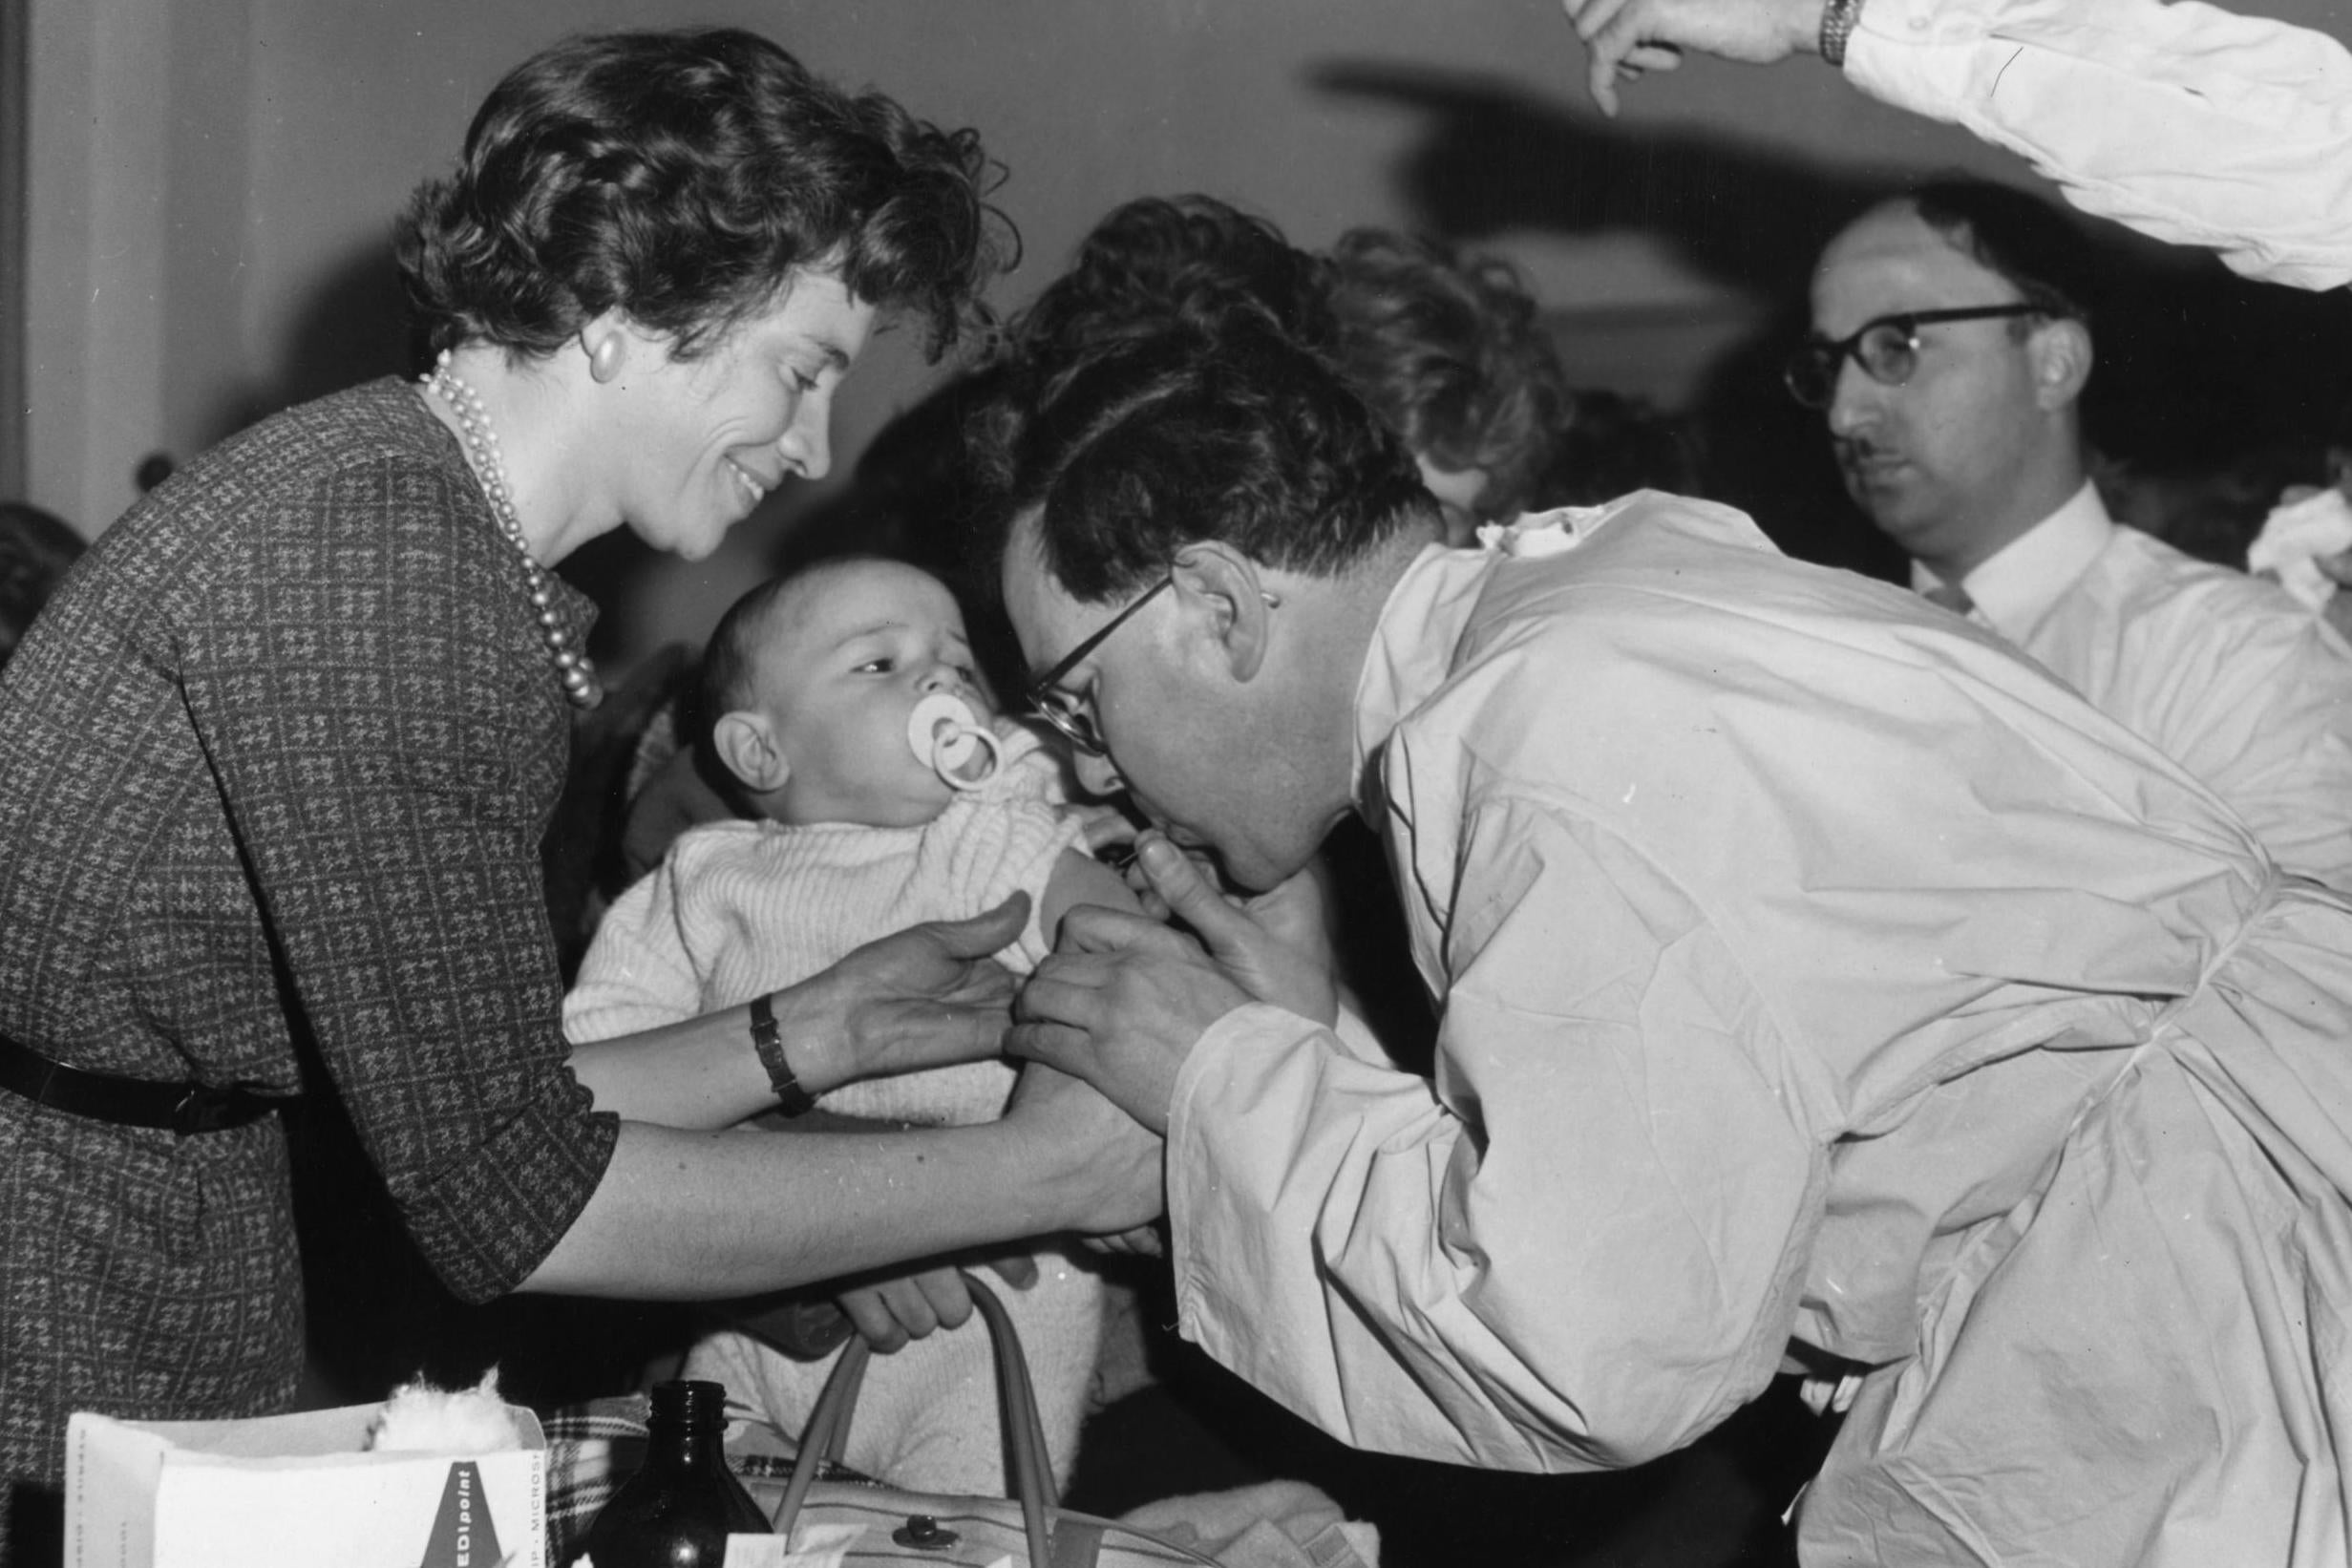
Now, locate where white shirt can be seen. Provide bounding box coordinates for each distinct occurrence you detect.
[1918,483,2352,888]
[1166,493,2352,1565]
[1846,0,2352,289]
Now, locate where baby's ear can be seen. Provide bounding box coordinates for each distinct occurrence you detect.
[711,710,790,795]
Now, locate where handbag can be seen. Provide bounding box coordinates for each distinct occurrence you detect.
[749,1272,1219,1567]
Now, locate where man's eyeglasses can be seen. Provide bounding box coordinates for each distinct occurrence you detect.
[1024,575,1174,756]
[1783,305,2046,410]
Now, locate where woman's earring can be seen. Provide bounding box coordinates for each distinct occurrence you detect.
[585,330,624,385]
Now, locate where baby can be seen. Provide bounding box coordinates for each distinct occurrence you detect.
[564,555,1133,1495]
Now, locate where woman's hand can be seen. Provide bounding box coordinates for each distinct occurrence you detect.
[1003,1062,1166,1233]
[775,896,1028,1090]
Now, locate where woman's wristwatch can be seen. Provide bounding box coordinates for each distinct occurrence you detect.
[749,992,818,1116]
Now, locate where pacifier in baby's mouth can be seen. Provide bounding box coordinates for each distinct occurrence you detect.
[906,693,1003,791]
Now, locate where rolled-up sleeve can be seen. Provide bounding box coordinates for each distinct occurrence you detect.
[2160,613,2352,892]
[1846,0,2352,289]
[180,456,616,1302]
[1168,795,1826,1470]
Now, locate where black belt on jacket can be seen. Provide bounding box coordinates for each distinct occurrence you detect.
[0,1030,296,1134]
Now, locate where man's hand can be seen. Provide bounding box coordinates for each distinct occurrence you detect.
[1128,835,1341,1027]
[1008,907,1251,1134]
[775,896,1027,1087]
[1561,0,1826,116]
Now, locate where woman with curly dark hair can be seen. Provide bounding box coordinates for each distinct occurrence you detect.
[0,29,1155,1554]
[1323,228,1571,539]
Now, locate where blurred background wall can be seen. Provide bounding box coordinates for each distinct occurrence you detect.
[21,0,2352,675]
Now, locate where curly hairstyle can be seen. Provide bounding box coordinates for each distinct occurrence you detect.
[397,28,1008,364]
[970,316,1431,606]
[995,195,1334,373]
[1530,389,1706,510]
[964,197,1332,608]
[1324,228,1570,521]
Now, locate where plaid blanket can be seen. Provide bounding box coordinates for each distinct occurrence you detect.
[541,1396,872,1566]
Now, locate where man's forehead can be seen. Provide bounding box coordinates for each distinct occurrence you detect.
[1812,205,2003,327]
[998,511,1081,659]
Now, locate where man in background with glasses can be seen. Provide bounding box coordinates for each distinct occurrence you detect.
[1799,178,2352,889]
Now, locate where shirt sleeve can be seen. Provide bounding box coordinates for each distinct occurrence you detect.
[2151,611,2352,892]
[1166,795,1828,1471]
[562,855,710,1042]
[1844,0,2352,289]
[180,454,616,1303]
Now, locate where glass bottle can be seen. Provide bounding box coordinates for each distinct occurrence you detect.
[581,1379,773,1567]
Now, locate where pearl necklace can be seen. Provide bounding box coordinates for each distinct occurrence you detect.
[421,350,602,710]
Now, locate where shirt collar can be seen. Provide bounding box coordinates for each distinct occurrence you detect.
[1351,541,1496,816]
[1350,504,1621,816]
[1912,481,2111,636]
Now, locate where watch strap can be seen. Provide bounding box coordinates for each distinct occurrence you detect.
[750,992,818,1117]
[1820,0,1866,69]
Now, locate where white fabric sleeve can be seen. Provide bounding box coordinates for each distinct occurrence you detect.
[1845,0,2352,289]
[1165,795,1828,1471]
[561,855,709,1042]
[2160,608,2352,892]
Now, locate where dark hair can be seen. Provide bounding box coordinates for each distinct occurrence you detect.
[397,28,1008,363]
[968,197,1337,605]
[1530,389,1706,509]
[971,318,1431,604]
[699,572,797,735]
[1324,229,1569,520]
[996,195,1333,371]
[1905,178,2098,328]
[699,553,918,735]
[0,502,85,672]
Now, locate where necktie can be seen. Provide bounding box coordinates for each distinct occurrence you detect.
[1919,581,1976,618]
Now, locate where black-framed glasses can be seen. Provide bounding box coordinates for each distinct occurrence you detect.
[1024,575,1175,756]
[1784,305,2046,409]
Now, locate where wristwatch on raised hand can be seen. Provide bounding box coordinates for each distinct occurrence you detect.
[1820,0,1867,68]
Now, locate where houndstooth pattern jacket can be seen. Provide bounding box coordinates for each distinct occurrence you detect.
[0,380,619,1552]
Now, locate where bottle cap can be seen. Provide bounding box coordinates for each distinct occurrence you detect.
[646,1379,730,1428]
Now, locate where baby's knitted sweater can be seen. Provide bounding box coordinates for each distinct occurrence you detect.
[564,724,1086,1124]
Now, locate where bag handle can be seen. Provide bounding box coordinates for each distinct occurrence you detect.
[769,1271,1067,1564]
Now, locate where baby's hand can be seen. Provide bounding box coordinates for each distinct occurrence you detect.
[833,1257,1042,1353]
[835,1266,975,1353]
